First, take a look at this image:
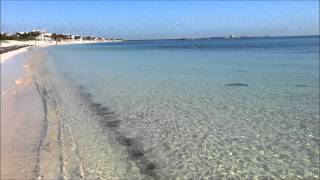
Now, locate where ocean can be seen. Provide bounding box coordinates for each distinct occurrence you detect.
[36,36,319,179]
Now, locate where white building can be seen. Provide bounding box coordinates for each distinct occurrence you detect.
[43,32,52,41]
[32,30,46,33]
[32,30,52,41]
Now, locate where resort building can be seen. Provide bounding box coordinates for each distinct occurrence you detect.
[32,30,53,41]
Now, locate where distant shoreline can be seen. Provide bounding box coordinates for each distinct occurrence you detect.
[0,45,34,54]
[0,39,121,63]
[127,35,320,41]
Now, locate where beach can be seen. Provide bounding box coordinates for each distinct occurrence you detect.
[0,39,119,179]
[0,40,113,63]
[1,47,44,179]
[1,37,319,179]
[1,0,318,179]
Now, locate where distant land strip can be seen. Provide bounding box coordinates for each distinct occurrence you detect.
[0,45,32,54]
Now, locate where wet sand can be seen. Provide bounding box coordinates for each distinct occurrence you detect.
[1,51,44,179]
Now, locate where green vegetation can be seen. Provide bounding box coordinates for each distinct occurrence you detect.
[51,33,71,41]
[0,32,40,40]
[0,31,122,41]
[0,33,15,40]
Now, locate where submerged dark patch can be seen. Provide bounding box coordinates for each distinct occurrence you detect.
[296,84,308,87]
[41,88,48,96]
[115,135,144,158]
[115,133,158,177]
[98,107,110,112]
[90,102,102,108]
[116,136,136,147]
[145,162,156,171]
[105,120,121,128]
[129,141,144,157]
[89,102,116,117]
[76,86,159,178]
[225,83,249,87]
[136,158,158,177]
[79,91,92,99]
[96,107,115,116]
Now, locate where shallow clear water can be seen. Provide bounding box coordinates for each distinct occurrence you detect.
[45,37,319,179]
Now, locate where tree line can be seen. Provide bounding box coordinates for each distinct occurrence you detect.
[0,32,106,41]
[0,32,42,40]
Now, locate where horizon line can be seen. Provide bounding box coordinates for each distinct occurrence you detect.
[127,34,320,41]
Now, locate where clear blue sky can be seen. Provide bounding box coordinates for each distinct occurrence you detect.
[1,1,319,39]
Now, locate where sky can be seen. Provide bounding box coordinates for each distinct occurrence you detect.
[1,1,319,39]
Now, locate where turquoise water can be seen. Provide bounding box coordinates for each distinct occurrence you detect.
[45,37,319,179]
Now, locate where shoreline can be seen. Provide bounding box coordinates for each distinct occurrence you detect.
[0,39,119,64]
[0,40,121,179]
[0,46,32,63]
[1,37,319,179]
[1,41,145,179]
[0,45,32,54]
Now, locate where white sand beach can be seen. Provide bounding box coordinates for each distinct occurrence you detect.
[0,39,113,63]
[1,46,31,63]
[0,39,117,179]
